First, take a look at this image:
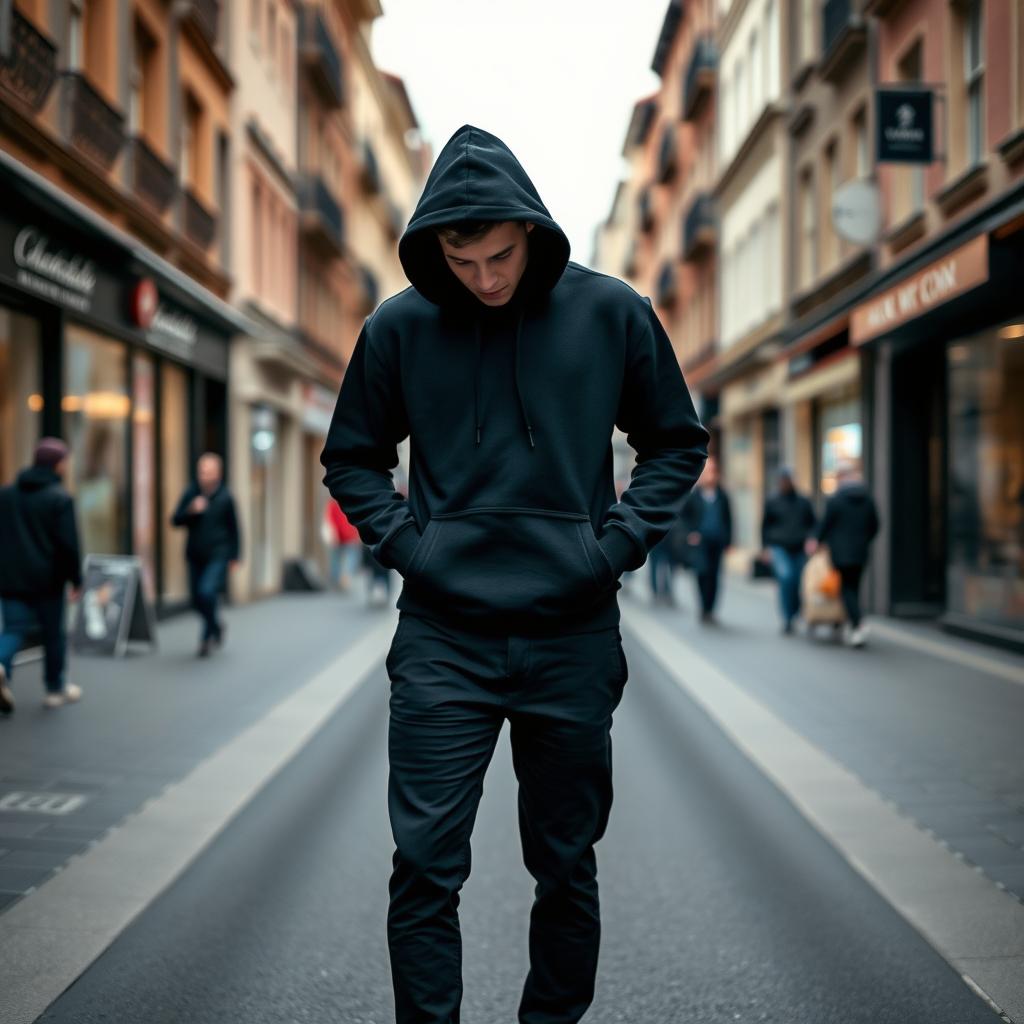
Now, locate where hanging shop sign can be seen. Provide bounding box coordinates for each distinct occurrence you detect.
[850,235,989,345]
[876,88,934,164]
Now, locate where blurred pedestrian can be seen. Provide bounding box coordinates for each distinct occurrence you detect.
[680,456,732,624]
[320,124,708,1024]
[761,467,817,634]
[809,459,880,647]
[0,438,83,712]
[647,534,675,605]
[323,499,361,591]
[170,453,241,657]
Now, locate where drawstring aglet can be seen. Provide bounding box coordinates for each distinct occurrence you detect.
[526,426,535,449]
[476,426,481,446]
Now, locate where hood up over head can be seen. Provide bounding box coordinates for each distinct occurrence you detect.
[398,124,570,310]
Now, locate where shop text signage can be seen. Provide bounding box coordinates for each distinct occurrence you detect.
[876,88,934,164]
[851,235,989,346]
[13,226,97,312]
[130,276,199,357]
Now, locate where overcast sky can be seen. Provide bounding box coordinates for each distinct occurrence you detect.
[371,1,666,267]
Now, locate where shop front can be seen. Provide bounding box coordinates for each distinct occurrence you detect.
[852,224,1024,649]
[0,161,244,613]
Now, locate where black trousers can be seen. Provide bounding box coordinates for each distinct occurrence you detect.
[838,564,865,628]
[384,613,628,1024]
[694,541,725,615]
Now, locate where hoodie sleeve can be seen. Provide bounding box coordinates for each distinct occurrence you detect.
[598,302,709,575]
[320,319,421,573]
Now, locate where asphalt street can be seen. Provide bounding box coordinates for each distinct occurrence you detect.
[34,622,1001,1024]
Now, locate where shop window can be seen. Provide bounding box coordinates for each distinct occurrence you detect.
[0,307,42,486]
[132,353,157,600]
[817,395,862,497]
[160,362,190,603]
[948,326,1024,636]
[64,324,129,557]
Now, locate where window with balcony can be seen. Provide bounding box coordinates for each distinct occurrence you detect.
[68,0,84,70]
[963,0,984,167]
[798,168,816,290]
[129,19,157,137]
[822,140,840,268]
[181,90,201,188]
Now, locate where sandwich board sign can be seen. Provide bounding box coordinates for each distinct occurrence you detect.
[71,555,157,657]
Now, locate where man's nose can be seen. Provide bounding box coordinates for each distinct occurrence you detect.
[476,266,498,290]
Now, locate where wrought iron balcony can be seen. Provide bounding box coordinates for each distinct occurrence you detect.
[299,6,343,108]
[656,260,678,309]
[188,0,220,48]
[184,187,217,250]
[683,35,717,122]
[0,9,58,113]
[682,192,715,261]
[821,0,866,83]
[129,136,177,214]
[61,71,125,169]
[656,123,678,184]
[298,173,344,256]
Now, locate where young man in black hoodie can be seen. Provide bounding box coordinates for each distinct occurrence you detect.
[0,438,83,712]
[321,125,708,1024]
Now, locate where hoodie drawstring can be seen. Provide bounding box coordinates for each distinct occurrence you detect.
[472,309,535,450]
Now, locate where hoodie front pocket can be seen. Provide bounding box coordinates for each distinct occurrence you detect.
[406,508,614,618]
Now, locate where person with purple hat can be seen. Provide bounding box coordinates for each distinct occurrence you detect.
[0,437,83,713]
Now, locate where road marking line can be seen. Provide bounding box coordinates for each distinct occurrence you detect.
[730,576,1024,687]
[0,613,396,1024]
[622,602,1024,1024]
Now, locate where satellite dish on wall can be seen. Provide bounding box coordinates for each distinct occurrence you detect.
[831,178,882,246]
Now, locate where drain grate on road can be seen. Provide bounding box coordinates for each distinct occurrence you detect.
[0,792,91,816]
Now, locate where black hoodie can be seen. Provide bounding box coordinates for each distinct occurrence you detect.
[817,481,880,568]
[321,124,709,634]
[0,466,82,598]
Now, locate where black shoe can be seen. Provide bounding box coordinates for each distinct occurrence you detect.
[782,619,794,635]
[198,640,212,658]
[214,622,227,649]
[0,665,13,715]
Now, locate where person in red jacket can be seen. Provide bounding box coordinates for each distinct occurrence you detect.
[323,500,361,591]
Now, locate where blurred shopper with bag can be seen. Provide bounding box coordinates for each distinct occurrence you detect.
[680,456,732,624]
[0,438,83,712]
[809,460,880,647]
[322,500,361,591]
[761,467,817,634]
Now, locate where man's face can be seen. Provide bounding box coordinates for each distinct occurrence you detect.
[439,221,534,307]
[197,456,222,492]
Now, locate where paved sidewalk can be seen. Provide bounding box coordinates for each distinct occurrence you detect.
[623,569,1024,904]
[0,588,390,915]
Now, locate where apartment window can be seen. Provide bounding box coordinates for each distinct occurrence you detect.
[897,40,925,214]
[800,0,814,65]
[822,141,840,268]
[964,0,984,166]
[280,25,291,89]
[765,0,779,99]
[750,30,761,118]
[799,168,816,289]
[252,180,262,292]
[267,0,276,68]
[851,106,869,178]
[68,0,84,70]
[130,19,156,137]
[765,202,779,313]
[249,0,261,48]
[736,58,747,141]
[182,91,201,188]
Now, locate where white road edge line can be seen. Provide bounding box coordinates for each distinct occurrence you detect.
[0,613,396,1024]
[622,603,1024,1024]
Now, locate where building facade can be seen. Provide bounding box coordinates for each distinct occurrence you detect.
[0,0,243,613]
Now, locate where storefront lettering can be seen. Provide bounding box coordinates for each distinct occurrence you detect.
[14,227,97,296]
[150,305,198,346]
[851,235,988,345]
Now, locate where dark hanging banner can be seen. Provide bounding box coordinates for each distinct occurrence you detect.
[876,88,934,164]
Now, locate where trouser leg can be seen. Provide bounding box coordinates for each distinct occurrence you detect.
[385,615,505,1024]
[36,595,67,693]
[839,565,864,627]
[0,597,31,681]
[192,559,226,642]
[511,627,627,1024]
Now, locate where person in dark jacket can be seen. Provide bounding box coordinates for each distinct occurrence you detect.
[811,460,880,647]
[761,467,817,634]
[680,456,732,623]
[170,453,240,657]
[0,438,83,712]
[321,124,708,1024]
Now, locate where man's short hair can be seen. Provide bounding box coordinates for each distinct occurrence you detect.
[434,220,498,247]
